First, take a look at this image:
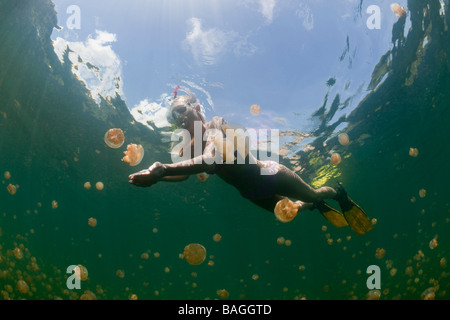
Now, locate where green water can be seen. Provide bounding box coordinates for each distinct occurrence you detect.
[0,0,449,300]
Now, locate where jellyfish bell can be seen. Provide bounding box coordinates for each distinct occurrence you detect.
[122,144,144,166]
[250,104,260,115]
[76,264,88,281]
[88,217,97,227]
[366,290,381,300]
[183,243,206,266]
[330,153,341,165]
[95,181,104,191]
[274,198,298,223]
[197,172,209,182]
[104,128,125,148]
[17,280,29,294]
[338,133,350,146]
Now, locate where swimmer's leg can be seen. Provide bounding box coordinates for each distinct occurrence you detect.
[272,164,337,203]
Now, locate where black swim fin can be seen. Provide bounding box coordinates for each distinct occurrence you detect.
[335,183,374,235]
[313,201,349,228]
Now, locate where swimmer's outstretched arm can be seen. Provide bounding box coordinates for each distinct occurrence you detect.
[128,152,216,187]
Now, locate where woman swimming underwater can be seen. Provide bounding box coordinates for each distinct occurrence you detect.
[128,94,373,235]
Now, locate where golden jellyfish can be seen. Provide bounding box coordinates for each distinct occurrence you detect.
[338,133,350,146]
[250,104,261,115]
[440,258,447,268]
[429,237,438,250]
[116,269,125,278]
[76,265,89,281]
[409,147,419,157]
[213,233,222,242]
[419,189,426,198]
[13,247,23,260]
[84,182,91,190]
[17,280,29,294]
[274,198,298,223]
[366,290,381,300]
[330,153,341,165]
[141,252,149,260]
[95,181,104,191]
[122,144,144,166]
[183,243,206,266]
[129,294,138,300]
[88,217,97,227]
[51,200,58,209]
[421,287,436,300]
[216,289,230,299]
[4,171,11,180]
[104,128,125,148]
[390,3,406,18]
[390,268,398,277]
[80,290,97,300]
[375,248,386,259]
[7,183,17,195]
[197,172,209,182]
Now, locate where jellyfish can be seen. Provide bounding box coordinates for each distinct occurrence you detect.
[75,264,88,281]
[390,3,406,18]
[122,144,144,166]
[274,198,298,223]
[250,104,260,115]
[88,217,97,227]
[104,128,125,148]
[409,147,419,157]
[213,233,222,242]
[17,280,29,294]
[4,171,11,180]
[419,188,426,198]
[338,133,349,146]
[216,289,229,299]
[375,248,386,259]
[183,243,206,266]
[13,247,23,259]
[197,172,209,182]
[421,287,436,300]
[116,269,125,278]
[390,268,397,277]
[140,252,149,260]
[129,294,138,300]
[51,200,58,209]
[84,182,91,190]
[7,184,17,195]
[330,153,341,165]
[80,290,96,300]
[95,181,104,191]
[366,290,381,300]
[429,237,438,250]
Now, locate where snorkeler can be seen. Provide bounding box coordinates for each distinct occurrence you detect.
[128,93,373,235]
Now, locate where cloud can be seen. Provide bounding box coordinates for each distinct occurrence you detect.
[295,3,314,31]
[53,30,123,103]
[183,18,257,65]
[243,0,278,23]
[183,18,235,65]
[258,0,278,23]
[130,98,172,130]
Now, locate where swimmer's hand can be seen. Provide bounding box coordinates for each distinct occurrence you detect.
[128,162,165,187]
